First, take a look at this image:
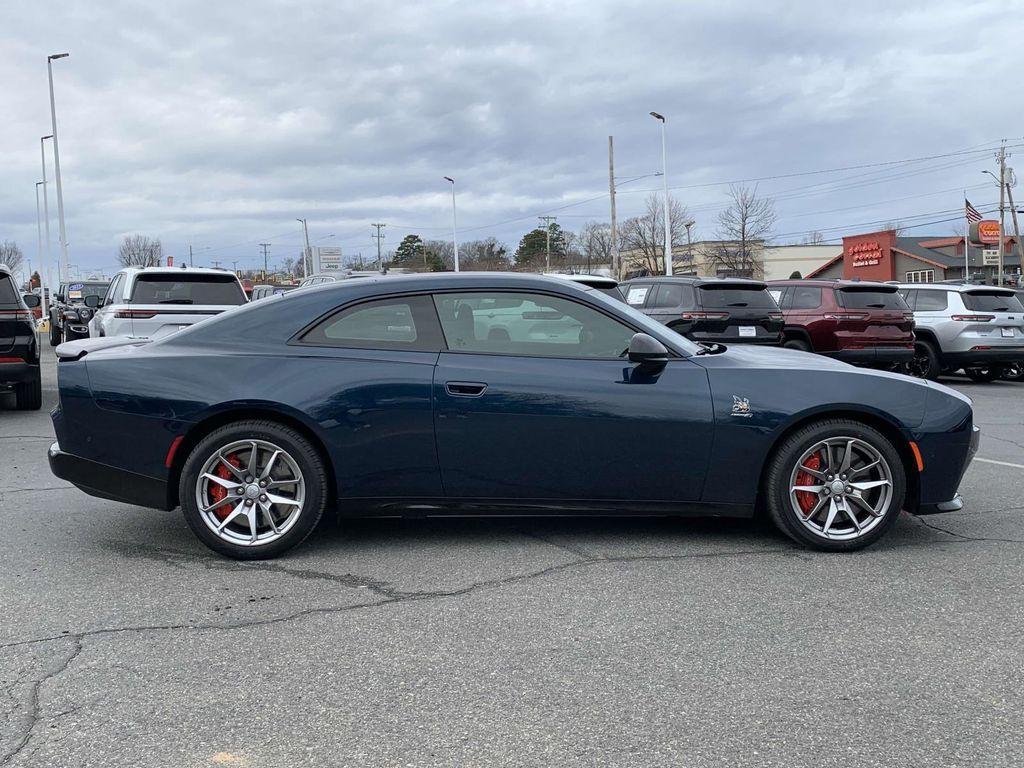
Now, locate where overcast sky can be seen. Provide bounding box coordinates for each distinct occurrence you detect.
[2,0,1021,278]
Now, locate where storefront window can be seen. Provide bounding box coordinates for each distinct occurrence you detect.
[905,270,935,283]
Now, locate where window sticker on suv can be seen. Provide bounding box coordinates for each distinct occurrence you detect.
[626,286,650,306]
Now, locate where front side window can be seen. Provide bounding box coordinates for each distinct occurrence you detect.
[301,295,443,351]
[130,274,247,305]
[105,274,124,305]
[434,291,635,359]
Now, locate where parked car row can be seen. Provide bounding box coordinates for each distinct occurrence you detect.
[0,263,42,409]
[620,275,1024,383]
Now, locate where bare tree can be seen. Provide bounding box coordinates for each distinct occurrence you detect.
[803,231,825,245]
[711,184,776,278]
[579,221,613,271]
[0,240,25,275]
[883,221,906,236]
[619,193,691,274]
[118,234,163,267]
[459,237,511,271]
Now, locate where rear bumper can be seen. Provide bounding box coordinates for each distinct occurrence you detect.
[0,361,39,385]
[48,441,172,510]
[823,348,914,364]
[943,348,1024,366]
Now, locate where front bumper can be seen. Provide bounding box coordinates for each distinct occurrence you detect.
[48,441,172,510]
[916,424,980,515]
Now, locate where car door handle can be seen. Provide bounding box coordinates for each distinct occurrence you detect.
[445,381,488,397]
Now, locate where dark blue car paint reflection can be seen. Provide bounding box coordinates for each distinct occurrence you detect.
[49,273,975,519]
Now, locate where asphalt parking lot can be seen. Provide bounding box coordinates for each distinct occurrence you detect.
[1,347,1022,768]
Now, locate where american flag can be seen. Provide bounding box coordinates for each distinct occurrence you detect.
[965,199,983,224]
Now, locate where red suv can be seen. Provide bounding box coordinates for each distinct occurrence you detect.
[767,280,915,368]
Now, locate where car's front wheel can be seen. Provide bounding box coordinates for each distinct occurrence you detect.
[179,420,328,559]
[48,317,61,346]
[764,419,906,551]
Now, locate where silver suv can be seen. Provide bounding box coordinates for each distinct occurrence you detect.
[898,283,1024,381]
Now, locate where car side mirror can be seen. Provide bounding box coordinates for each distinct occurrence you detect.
[83,295,101,308]
[628,332,669,368]
[22,294,41,309]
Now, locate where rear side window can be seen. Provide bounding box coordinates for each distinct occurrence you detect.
[838,290,908,310]
[0,274,18,305]
[789,286,822,309]
[651,283,694,309]
[698,285,777,309]
[914,290,948,311]
[300,295,444,351]
[962,292,1024,312]
[130,274,246,305]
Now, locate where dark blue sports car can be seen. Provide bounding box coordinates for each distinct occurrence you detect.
[49,273,979,559]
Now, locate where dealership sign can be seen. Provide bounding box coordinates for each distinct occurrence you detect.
[316,246,343,272]
[982,249,1000,265]
[848,240,882,267]
[971,220,1001,245]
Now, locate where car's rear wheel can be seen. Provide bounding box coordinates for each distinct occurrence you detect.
[964,366,1004,383]
[1001,362,1024,381]
[905,340,940,380]
[764,419,906,551]
[179,421,328,559]
[782,338,811,352]
[14,369,42,411]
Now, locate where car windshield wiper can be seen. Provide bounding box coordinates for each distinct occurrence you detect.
[157,298,194,304]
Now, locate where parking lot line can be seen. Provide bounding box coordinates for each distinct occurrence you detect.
[974,457,1024,470]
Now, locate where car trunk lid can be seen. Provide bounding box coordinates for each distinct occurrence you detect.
[694,282,782,341]
[835,286,914,346]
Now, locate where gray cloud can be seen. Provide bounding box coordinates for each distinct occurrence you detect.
[1,0,1019,276]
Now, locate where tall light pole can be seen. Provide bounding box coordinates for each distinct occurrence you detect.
[443,176,459,272]
[297,218,311,277]
[650,112,672,275]
[40,135,54,295]
[684,219,695,273]
[47,53,70,282]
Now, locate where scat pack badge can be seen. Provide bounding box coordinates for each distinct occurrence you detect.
[731,395,752,418]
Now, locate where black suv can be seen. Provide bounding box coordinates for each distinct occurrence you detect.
[622,276,783,345]
[0,265,42,410]
[48,280,110,345]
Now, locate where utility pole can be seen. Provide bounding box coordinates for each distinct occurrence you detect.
[189,244,194,267]
[1005,168,1023,281]
[539,216,557,271]
[608,136,619,278]
[259,243,270,280]
[211,260,221,268]
[40,136,53,311]
[297,218,311,277]
[371,223,386,271]
[232,260,239,275]
[998,143,1008,286]
[35,182,47,316]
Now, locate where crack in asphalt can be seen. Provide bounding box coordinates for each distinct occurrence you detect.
[976,433,1024,453]
[911,515,1024,544]
[0,637,82,768]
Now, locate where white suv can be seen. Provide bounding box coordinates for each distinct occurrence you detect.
[86,267,247,340]
[898,283,1024,381]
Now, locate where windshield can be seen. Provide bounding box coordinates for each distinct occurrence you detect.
[66,282,109,301]
[839,289,908,310]
[963,291,1024,312]
[129,274,247,305]
[699,285,777,309]
[584,286,702,355]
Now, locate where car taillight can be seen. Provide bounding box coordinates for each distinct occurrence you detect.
[768,312,783,321]
[680,311,729,320]
[0,310,33,321]
[114,309,157,319]
[0,356,25,363]
[903,312,915,321]
[950,314,995,322]
[823,312,869,321]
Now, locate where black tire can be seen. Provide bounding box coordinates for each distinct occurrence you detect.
[14,369,42,411]
[782,338,811,352]
[964,366,1003,383]
[48,317,61,347]
[1001,362,1024,381]
[179,420,329,559]
[764,419,906,552]
[905,340,941,380]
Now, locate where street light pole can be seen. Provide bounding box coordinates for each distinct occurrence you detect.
[297,218,311,277]
[684,220,695,273]
[47,53,70,282]
[650,112,672,276]
[35,182,48,316]
[444,177,459,272]
[40,136,54,297]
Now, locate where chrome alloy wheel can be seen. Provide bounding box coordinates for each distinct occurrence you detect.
[195,439,306,547]
[788,437,894,541]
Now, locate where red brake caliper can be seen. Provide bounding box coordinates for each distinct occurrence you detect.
[209,453,243,520]
[795,453,822,515]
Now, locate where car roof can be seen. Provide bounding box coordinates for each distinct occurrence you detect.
[625,276,768,289]
[768,278,900,290]
[543,273,618,288]
[120,266,236,276]
[297,271,596,296]
[895,282,1017,294]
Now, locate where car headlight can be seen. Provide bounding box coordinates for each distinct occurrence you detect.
[63,309,80,321]
[78,308,93,321]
